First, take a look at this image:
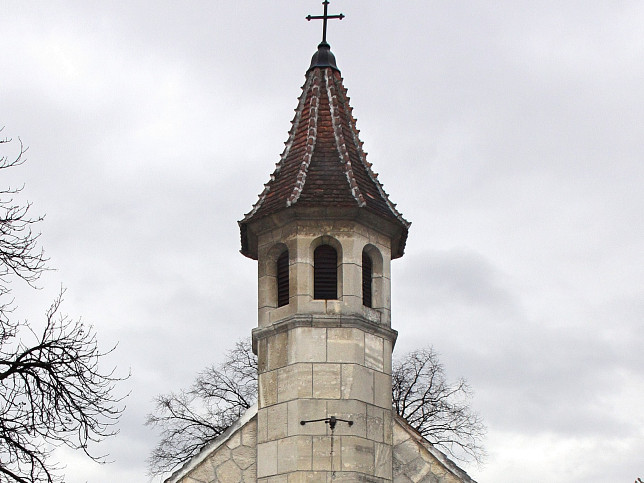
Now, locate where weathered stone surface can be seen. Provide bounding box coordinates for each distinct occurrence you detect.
[289,327,327,363]
[341,436,374,474]
[267,403,288,440]
[287,399,327,436]
[268,332,289,370]
[364,333,384,371]
[257,441,278,477]
[226,429,241,450]
[242,419,257,448]
[341,364,374,404]
[327,328,364,364]
[216,459,242,483]
[278,436,312,473]
[278,363,313,402]
[312,363,341,399]
[232,444,255,470]
[259,370,278,408]
[287,471,329,483]
[373,371,391,409]
[374,442,393,480]
[366,405,385,443]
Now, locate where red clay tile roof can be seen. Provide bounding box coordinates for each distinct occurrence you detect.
[240,45,410,258]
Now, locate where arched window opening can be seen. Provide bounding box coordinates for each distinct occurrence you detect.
[362,250,373,307]
[314,245,337,300]
[277,250,289,307]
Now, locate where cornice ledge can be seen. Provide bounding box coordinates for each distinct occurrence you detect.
[252,314,397,353]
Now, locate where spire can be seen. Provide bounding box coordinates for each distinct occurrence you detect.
[240,29,410,261]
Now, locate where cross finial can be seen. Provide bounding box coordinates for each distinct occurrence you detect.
[306,0,345,44]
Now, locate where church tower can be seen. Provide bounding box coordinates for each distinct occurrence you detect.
[239,17,410,481]
[165,6,478,483]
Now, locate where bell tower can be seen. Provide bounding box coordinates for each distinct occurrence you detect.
[239,9,410,480]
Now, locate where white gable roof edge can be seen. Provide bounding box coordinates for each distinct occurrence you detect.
[394,414,477,483]
[164,403,258,483]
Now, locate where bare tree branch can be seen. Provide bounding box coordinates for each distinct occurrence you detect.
[0,134,127,482]
[146,339,257,476]
[392,347,487,464]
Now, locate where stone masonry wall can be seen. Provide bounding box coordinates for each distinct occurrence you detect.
[255,324,395,481]
[176,418,257,483]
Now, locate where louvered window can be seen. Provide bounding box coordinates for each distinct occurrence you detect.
[362,251,373,307]
[277,250,289,307]
[314,245,337,300]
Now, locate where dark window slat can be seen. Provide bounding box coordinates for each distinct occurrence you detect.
[314,245,337,300]
[362,251,372,307]
[277,250,289,307]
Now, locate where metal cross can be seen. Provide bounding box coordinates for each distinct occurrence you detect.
[306,1,345,44]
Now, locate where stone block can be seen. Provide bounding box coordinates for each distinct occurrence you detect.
[393,437,419,466]
[366,405,384,443]
[373,371,391,409]
[312,363,341,399]
[226,428,241,449]
[257,337,268,372]
[242,464,257,482]
[326,399,367,437]
[257,408,268,444]
[257,441,278,477]
[259,275,277,310]
[259,370,278,408]
[383,339,392,374]
[374,442,393,479]
[216,458,242,483]
[232,444,256,470]
[278,363,313,402]
[288,327,327,363]
[186,450,219,482]
[277,436,312,473]
[242,418,257,447]
[287,471,329,483]
[311,436,342,472]
[268,332,288,371]
[341,262,362,298]
[341,364,374,404]
[327,328,364,364]
[287,398,327,436]
[267,403,288,440]
[384,409,393,446]
[340,436,375,474]
[364,333,384,372]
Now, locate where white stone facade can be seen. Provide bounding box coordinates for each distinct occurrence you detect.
[168,408,475,483]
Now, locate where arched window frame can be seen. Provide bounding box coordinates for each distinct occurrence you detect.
[362,244,384,311]
[314,244,338,300]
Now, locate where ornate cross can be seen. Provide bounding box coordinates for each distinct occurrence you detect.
[306,0,345,44]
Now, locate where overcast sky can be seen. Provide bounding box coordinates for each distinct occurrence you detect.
[2,1,643,482]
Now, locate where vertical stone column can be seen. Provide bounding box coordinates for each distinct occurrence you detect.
[254,321,396,482]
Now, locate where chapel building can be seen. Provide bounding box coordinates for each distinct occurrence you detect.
[166,26,476,483]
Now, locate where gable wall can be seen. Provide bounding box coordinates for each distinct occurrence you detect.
[177,418,256,483]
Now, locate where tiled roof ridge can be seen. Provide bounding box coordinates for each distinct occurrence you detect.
[326,69,367,208]
[332,74,411,228]
[286,73,321,207]
[242,74,314,221]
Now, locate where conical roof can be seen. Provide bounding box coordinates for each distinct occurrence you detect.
[240,43,410,259]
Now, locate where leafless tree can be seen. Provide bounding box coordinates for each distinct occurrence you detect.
[146,339,257,476]
[0,134,126,483]
[392,347,486,464]
[148,340,485,476]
